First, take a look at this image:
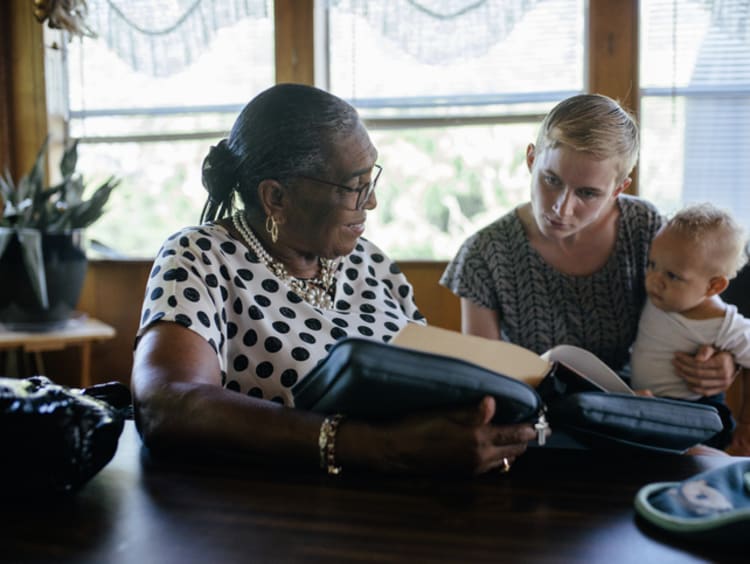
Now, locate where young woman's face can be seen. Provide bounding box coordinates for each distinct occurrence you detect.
[527,143,628,240]
[282,123,380,259]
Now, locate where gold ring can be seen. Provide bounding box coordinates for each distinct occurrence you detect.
[499,457,511,473]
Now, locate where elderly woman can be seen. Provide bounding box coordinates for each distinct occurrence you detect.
[132,84,538,476]
[441,93,741,451]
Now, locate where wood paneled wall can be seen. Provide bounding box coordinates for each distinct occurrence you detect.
[49,259,458,387]
[274,0,315,84]
[0,1,12,174]
[0,0,49,180]
[68,258,741,419]
[587,0,640,194]
[587,0,639,113]
[68,258,741,420]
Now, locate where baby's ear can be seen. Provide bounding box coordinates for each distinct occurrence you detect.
[707,275,729,297]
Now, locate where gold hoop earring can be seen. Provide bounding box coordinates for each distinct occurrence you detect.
[265,215,279,244]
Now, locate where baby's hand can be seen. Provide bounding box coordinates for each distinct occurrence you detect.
[634,388,654,397]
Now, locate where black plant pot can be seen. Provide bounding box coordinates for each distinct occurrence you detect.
[0,229,87,330]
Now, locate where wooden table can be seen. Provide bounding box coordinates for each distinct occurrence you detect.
[0,421,744,563]
[0,317,115,387]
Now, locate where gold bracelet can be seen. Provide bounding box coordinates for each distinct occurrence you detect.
[318,414,345,475]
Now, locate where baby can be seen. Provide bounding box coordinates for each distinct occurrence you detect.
[630,203,750,449]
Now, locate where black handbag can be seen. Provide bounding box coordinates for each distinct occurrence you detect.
[535,362,725,453]
[0,375,131,494]
[293,337,724,453]
[294,337,543,425]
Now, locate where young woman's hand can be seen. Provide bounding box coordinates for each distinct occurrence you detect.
[673,346,738,396]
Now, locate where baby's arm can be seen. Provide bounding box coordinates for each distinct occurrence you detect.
[674,306,750,396]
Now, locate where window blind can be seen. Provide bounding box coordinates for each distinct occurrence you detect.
[639,0,750,232]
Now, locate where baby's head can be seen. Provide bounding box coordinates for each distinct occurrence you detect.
[646,203,747,314]
[663,204,747,279]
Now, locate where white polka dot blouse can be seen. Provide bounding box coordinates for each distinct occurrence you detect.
[136,223,426,406]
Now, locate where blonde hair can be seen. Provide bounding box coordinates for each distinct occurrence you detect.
[665,203,748,278]
[534,94,639,183]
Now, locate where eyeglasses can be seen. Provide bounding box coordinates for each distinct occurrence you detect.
[298,164,382,210]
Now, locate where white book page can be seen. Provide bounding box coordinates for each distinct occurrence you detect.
[393,324,552,386]
[540,344,634,395]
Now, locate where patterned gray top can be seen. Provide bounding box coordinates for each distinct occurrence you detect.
[440,195,663,371]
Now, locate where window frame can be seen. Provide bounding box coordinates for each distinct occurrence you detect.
[1,0,640,206]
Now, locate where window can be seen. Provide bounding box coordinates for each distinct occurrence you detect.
[58,0,586,259]
[639,0,750,230]
[64,0,274,257]
[323,0,585,259]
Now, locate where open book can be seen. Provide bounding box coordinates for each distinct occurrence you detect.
[293,324,723,453]
[392,324,634,395]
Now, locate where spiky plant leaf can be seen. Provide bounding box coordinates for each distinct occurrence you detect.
[0,227,12,257]
[59,139,79,179]
[26,138,48,196]
[66,178,120,229]
[0,134,121,304]
[16,228,48,308]
[64,175,86,206]
[0,169,14,202]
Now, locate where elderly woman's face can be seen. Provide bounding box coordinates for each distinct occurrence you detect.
[284,123,379,259]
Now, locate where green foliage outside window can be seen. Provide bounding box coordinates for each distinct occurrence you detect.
[79,122,538,260]
[367,122,536,259]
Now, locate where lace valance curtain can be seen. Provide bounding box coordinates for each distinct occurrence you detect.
[327,0,539,63]
[65,0,749,77]
[80,0,541,76]
[82,0,270,76]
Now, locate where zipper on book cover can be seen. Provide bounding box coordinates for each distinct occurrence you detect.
[534,410,549,446]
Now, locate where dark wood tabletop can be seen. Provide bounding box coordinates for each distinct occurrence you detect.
[1,421,745,563]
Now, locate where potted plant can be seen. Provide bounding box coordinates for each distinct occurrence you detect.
[0,137,119,329]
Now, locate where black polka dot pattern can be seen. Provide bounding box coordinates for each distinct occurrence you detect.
[280,369,298,387]
[136,225,425,407]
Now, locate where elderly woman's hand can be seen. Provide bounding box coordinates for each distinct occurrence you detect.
[357,396,542,475]
[672,346,738,396]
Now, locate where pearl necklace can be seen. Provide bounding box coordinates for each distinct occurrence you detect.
[232,212,337,309]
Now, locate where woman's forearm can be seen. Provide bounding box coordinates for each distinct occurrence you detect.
[134,377,323,466]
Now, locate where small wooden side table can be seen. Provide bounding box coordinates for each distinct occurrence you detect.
[0,317,116,388]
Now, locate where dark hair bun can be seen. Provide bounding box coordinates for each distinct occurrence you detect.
[201,139,238,202]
